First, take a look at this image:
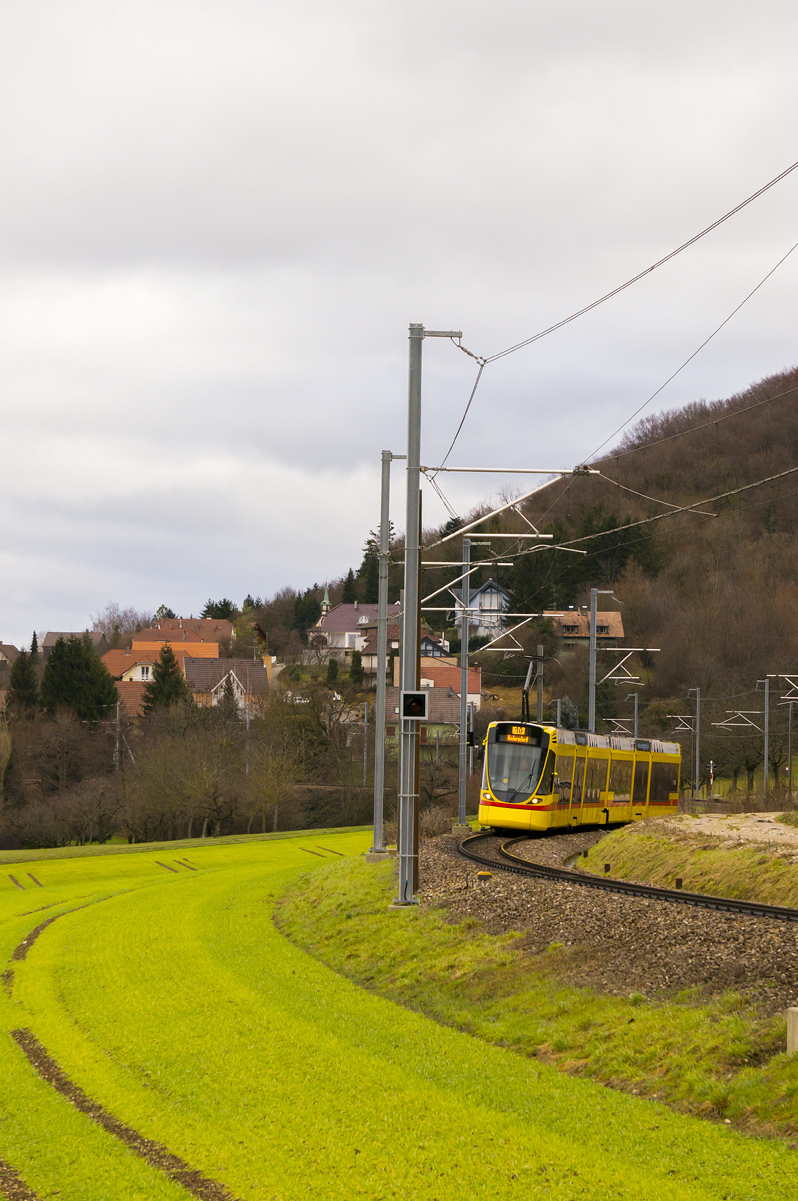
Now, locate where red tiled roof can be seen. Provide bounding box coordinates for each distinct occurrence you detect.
[102,647,194,678]
[417,659,481,693]
[148,618,235,640]
[385,686,462,724]
[117,681,146,717]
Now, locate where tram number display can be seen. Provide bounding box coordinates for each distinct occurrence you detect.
[497,724,540,746]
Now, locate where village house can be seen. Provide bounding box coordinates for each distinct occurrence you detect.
[0,644,19,667]
[183,658,270,713]
[131,622,227,658]
[393,656,482,709]
[384,685,467,743]
[543,609,624,649]
[450,578,511,640]
[42,631,109,659]
[358,622,448,685]
[308,601,402,665]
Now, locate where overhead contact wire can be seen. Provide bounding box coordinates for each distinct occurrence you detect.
[484,159,798,364]
[428,160,798,490]
[587,237,798,461]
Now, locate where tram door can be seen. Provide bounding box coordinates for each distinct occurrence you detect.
[571,756,586,823]
[632,760,650,818]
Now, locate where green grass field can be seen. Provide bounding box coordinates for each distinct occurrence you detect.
[1,832,797,1199]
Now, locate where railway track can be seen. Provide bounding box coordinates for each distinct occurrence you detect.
[458,830,798,924]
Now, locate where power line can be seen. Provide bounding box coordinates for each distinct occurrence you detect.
[512,463,798,554]
[484,159,798,364]
[607,379,798,461]
[586,237,798,461]
[434,158,798,472]
[430,361,484,478]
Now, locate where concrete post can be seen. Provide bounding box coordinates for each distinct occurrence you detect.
[788,1007,798,1055]
[367,450,393,863]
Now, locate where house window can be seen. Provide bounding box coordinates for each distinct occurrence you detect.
[140,665,151,680]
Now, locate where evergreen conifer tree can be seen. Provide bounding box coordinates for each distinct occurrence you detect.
[217,672,240,722]
[40,635,118,722]
[202,598,237,619]
[349,649,364,688]
[291,590,321,643]
[341,569,357,603]
[6,648,39,717]
[325,657,339,687]
[142,644,191,713]
[559,695,579,730]
[361,554,379,604]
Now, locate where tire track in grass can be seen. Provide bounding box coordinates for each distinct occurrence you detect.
[0,1157,40,1200]
[11,1030,241,1201]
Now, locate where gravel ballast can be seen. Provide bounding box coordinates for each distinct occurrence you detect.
[420,829,798,1015]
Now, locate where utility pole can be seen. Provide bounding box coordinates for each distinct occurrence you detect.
[588,588,614,733]
[626,692,639,739]
[789,700,794,802]
[688,687,701,798]
[362,702,369,787]
[536,643,544,722]
[765,677,770,797]
[114,701,120,772]
[395,323,461,907]
[368,449,396,862]
[455,537,471,830]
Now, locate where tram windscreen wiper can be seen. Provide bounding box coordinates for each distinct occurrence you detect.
[507,771,535,803]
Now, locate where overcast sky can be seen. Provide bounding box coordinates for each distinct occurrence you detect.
[2,0,798,647]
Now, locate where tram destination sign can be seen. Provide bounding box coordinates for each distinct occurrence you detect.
[497,723,541,746]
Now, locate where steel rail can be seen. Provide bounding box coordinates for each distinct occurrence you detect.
[457,832,798,924]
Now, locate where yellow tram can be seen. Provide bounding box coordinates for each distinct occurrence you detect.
[478,721,681,833]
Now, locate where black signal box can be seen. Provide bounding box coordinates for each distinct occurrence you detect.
[401,691,428,720]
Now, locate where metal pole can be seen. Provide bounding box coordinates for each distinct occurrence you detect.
[396,324,424,904]
[245,702,250,775]
[114,701,120,772]
[633,693,639,739]
[536,643,544,723]
[369,450,393,858]
[556,698,561,727]
[788,700,794,801]
[689,687,700,798]
[588,587,597,733]
[363,702,368,787]
[764,676,770,797]
[394,322,461,906]
[457,537,470,827]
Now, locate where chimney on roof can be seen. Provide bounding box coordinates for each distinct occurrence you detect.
[354,601,358,610]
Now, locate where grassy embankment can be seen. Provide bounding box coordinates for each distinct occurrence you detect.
[1,832,797,1199]
[579,817,798,906]
[279,854,798,1143]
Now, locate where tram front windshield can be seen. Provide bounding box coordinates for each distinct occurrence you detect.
[486,740,545,803]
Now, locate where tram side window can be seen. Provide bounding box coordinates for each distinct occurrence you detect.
[555,752,574,804]
[633,760,650,805]
[537,751,555,795]
[608,759,632,802]
[650,762,679,801]
[584,757,608,804]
